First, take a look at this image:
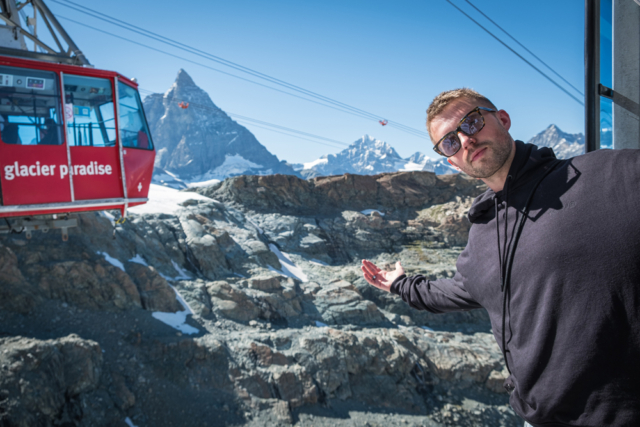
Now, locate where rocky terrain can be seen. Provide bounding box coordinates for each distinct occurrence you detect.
[0,171,523,427]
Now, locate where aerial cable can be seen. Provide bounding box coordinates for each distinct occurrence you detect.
[462,0,584,97]
[445,0,584,106]
[137,88,349,149]
[56,15,391,123]
[51,0,429,138]
[53,0,428,137]
[233,121,348,150]
[53,0,382,122]
[57,16,427,140]
[227,112,350,147]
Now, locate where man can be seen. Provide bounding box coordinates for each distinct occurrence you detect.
[361,88,640,427]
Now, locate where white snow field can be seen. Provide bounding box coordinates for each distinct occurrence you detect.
[129,184,214,215]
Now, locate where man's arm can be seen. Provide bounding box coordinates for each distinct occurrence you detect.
[390,273,482,313]
[361,260,481,313]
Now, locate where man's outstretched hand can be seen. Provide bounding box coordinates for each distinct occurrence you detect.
[361,259,405,292]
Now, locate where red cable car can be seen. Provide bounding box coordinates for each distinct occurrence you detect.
[0,0,155,239]
[379,119,388,126]
[178,101,189,109]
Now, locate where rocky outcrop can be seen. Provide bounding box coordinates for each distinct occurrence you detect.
[197,170,483,216]
[0,170,522,427]
[0,335,124,427]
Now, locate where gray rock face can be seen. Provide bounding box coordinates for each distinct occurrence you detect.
[0,335,122,427]
[143,69,298,180]
[526,124,584,159]
[0,170,522,427]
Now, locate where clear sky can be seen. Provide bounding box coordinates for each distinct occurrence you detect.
[46,0,585,165]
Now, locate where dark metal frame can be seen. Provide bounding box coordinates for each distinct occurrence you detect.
[0,0,90,66]
[585,0,599,152]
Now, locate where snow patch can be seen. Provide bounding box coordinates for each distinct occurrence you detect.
[187,178,221,188]
[422,326,434,332]
[97,252,125,272]
[309,258,329,266]
[128,254,148,266]
[129,184,214,215]
[124,417,138,427]
[400,161,425,171]
[171,260,192,280]
[315,321,328,327]
[152,285,198,335]
[100,211,116,227]
[361,209,385,216]
[247,219,264,234]
[303,157,328,170]
[268,244,308,282]
[212,154,263,177]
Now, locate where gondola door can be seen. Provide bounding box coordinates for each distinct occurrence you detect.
[63,73,123,201]
[0,65,72,206]
[116,78,154,207]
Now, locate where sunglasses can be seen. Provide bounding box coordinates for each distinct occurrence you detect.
[433,106,496,157]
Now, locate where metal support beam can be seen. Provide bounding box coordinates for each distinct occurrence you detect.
[613,0,640,149]
[0,0,90,65]
[585,0,600,152]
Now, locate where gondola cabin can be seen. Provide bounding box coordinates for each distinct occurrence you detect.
[0,56,155,236]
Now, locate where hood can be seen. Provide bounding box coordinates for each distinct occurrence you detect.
[468,140,558,222]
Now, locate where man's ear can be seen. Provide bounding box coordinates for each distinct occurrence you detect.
[447,158,463,173]
[496,109,511,131]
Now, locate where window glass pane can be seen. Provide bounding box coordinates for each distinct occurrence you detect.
[64,75,115,147]
[0,66,62,145]
[600,97,613,149]
[118,81,153,150]
[599,0,613,149]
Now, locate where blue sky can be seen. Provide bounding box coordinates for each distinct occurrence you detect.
[47,0,585,164]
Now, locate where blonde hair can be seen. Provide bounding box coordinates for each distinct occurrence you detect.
[426,88,497,142]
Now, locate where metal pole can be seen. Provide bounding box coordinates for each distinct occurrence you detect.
[32,0,91,66]
[59,72,75,202]
[585,0,600,152]
[113,77,129,217]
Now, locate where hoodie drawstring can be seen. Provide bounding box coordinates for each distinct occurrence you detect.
[496,166,557,374]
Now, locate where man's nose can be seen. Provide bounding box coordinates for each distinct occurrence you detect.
[458,132,477,150]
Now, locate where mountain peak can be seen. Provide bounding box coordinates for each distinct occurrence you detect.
[527,124,584,159]
[299,136,457,178]
[174,69,195,87]
[143,69,298,180]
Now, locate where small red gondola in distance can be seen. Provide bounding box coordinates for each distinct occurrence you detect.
[379,119,388,126]
[178,101,189,109]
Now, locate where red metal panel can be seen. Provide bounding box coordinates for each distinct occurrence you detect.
[0,143,72,205]
[0,56,153,219]
[69,146,124,200]
[123,147,154,199]
[0,55,138,88]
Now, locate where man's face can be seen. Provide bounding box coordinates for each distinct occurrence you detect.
[430,98,514,179]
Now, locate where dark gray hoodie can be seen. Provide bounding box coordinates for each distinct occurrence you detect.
[391,141,640,426]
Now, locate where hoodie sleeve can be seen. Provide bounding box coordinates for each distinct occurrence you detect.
[390,272,482,313]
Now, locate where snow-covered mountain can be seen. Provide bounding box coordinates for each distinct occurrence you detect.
[143,69,298,185]
[527,124,584,159]
[297,135,458,178]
